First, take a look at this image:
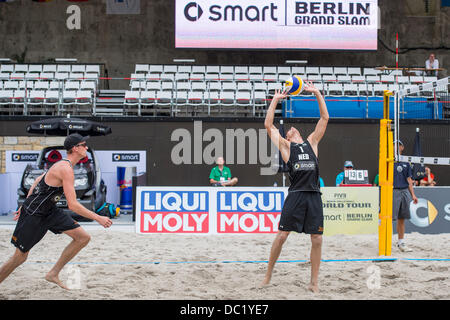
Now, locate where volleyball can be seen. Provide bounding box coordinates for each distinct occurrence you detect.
[284,75,304,95]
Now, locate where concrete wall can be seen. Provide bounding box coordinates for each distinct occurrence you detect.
[0,0,448,88]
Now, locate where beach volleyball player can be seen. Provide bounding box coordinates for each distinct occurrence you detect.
[262,81,329,293]
[0,133,112,289]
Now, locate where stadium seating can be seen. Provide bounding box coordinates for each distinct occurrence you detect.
[0,62,441,117]
[0,63,100,115]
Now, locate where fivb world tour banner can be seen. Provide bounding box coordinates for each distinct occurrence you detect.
[135,187,381,235]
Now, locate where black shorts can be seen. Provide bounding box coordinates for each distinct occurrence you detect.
[279,191,324,234]
[11,207,80,253]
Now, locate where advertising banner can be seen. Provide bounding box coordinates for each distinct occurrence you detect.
[404,187,450,234]
[136,187,210,234]
[175,0,378,50]
[216,188,287,233]
[136,187,379,235]
[322,187,379,236]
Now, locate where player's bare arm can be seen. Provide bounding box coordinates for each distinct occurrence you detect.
[265,89,291,163]
[306,81,329,156]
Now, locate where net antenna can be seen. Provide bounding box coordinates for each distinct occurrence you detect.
[394,77,450,165]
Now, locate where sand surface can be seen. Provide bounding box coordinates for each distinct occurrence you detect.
[0,228,449,300]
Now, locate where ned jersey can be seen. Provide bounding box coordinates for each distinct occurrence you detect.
[286,140,320,192]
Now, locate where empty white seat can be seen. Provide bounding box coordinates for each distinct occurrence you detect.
[0,90,14,103]
[277,66,291,76]
[267,82,282,92]
[14,65,28,73]
[176,81,191,91]
[358,83,371,96]
[13,90,27,103]
[347,67,361,76]
[76,90,92,104]
[85,65,100,74]
[189,73,205,81]
[71,65,86,73]
[365,75,379,82]
[135,64,149,73]
[363,68,380,76]
[328,83,343,95]
[141,91,157,105]
[18,81,34,90]
[4,81,19,90]
[237,82,252,91]
[45,90,60,104]
[49,81,61,90]
[146,73,161,80]
[337,75,352,82]
[236,91,251,105]
[322,74,337,82]
[34,81,50,90]
[161,81,174,90]
[222,82,237,91]
[175,73,189,81]
[249,66,262,74]
[174,91,188,103]
[42,65,57,73]
[343,83,358,95]
[156,91,172,104]
[305,67,319,75]
[64,81,80,90]
[146,81,161,91]
[249,74,263,82]
[254,82,267,92]
[149,65,163,74]
[205,73,219,81]
[380,75,395,83]
[28,90,46,104]
[319,67,334,75]
[187,91,204,105]
[333,67,348,76]
[62,90,77,102]
[124,91,140,104]
[80,81,96,91]
[39,72,54,79]
[219,73,234,81]
[0,65,14,73]
[220,66,234,75]
[84,73,98,80]
[397,76,409,84]
[423,76,438,83]
[55,72,69,80]
[219,91,235,105]
[57,65,71,73]
[163,65,178,74]
[69,72,84,80]
[191,82,206,91]
[192,66,206,74]
[291,66,306,76]
[373,84,387,95]
[306,74,322,82]
[177,65,192,74]
[234,66,248,75]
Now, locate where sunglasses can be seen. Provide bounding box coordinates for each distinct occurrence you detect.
[75,142,88,148]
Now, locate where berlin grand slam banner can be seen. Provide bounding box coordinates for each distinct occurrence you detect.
[175,0,378,50]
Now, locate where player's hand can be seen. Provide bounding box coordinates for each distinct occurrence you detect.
[96,215,113,228]
[272,89,288,101]
[412,196,418,204]
[302,81,319,94]
[13,207,21,221]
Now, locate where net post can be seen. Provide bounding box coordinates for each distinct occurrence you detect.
[379,90,394,256]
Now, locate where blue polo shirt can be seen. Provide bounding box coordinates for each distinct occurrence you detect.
[393,161,412,189]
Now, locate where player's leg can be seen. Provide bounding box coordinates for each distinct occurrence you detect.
[309,234,322,293]
[261,230,290,286]
[45,226,90,289]
[0,249,29,285]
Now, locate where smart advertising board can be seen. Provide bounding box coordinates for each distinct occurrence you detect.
[175,0,378,50]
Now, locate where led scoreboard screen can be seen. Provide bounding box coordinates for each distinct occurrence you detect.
[175,0,378,50]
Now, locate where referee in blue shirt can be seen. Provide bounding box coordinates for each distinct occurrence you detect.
[393,140,418,252]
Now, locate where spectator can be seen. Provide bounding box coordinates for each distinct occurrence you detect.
[335,160,354,186]
[425,53,439,76]
[419,166,436,186]
[373,173,379,186]
[209,157,238,186]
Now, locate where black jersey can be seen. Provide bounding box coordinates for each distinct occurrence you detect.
[286,140,320,192]
[22,159,71,216]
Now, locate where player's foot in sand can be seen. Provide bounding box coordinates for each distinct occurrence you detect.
[308,283,319,294]
[260,276,271,287]
[45,272,69,290]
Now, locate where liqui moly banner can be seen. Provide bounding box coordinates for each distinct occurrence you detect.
[136,187,287,234]
[217,190,286,233]
[136,188,210,233]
